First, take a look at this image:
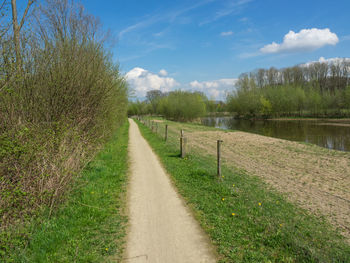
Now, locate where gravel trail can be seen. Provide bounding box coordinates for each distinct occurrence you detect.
[125,119,216,263]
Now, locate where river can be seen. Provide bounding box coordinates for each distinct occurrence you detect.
[201,117,350,152]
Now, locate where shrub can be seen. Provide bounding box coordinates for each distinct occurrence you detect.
[158,90,206,121]
[0,0,127,228]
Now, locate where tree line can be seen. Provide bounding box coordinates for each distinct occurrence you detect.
[227,59,350,118]
[1,0,128,230]
[128,90,227,121]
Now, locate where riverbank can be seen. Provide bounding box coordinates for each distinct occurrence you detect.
[136,118,350,262]
[201,116,350,151]
[208,114,350,121]
[1,122,129,262]
[268,117,350,121]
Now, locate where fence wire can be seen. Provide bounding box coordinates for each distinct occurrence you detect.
[137,117,209,156]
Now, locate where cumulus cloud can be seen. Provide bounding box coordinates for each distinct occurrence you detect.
[126,67,237,100]
[221,31,233,37]
[301,57,350,67]
[189,78,237,100]
[159,69,168,76]
[126,67,179,98]
[260,28,339,54]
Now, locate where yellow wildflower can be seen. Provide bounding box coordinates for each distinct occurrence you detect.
[222,198,225,201]
[105,248,108,251]
[258,202,262,206]
[231,213,236,216]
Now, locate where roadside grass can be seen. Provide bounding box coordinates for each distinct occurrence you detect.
[136,119,350,262]
[2,121,129,262]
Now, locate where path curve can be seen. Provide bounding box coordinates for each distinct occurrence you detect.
[126,119,216,263]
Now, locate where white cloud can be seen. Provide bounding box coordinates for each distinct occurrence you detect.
[200,0,253,26]
[221,31,233,37]
[239,17,248,22]
[126,67,237,100]
[189,78,237,100]
[260,28,339,54]
[118,0,216,39]
[301,57,350,67]
[126,67,179,98]
[159,69,168,76]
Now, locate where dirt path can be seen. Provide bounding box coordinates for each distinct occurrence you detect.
[125,119,216,263]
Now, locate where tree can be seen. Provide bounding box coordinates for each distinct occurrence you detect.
[0,1,10,38]
[260,96,272,118]
[158,91,206,121]
[10,0,35,70]
[146,90,163,113]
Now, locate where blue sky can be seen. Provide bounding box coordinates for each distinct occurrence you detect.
[79,0,350,99]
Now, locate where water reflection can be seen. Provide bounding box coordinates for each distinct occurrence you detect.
[201,117,350,152]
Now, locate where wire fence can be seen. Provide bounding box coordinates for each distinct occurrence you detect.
[136,116,224,177]
[133,116,350,237]
[137,117,195,153]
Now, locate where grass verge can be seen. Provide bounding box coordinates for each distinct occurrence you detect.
[136,119,350,262]
[1,121,129,262]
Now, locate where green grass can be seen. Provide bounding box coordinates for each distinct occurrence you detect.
[136,119,350,263]
[1,121,129,262]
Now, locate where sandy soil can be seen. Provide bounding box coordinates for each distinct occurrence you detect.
[183,129,350,239]
[125,119,216,263]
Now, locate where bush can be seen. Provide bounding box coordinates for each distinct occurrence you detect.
[158,90,206,121]
[0,0,127,228]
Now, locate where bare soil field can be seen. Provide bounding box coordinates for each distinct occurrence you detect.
[164,122,350,240]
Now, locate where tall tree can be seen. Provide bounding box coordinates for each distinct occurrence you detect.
[10,0,34,70]
[146,90,164,113]
[0,1,9,38]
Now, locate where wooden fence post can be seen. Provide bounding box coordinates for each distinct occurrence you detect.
[182,138,187,158]
[165,124,168,141]
[180,129,186,158]
[180,132,183,156]
[217,140,223,177]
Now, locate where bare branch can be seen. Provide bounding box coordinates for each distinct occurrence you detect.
[19,0,34,31]
[0,0,6,11]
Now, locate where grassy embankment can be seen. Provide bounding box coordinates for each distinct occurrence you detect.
[1,122,129,263]
[136,119,350,262]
